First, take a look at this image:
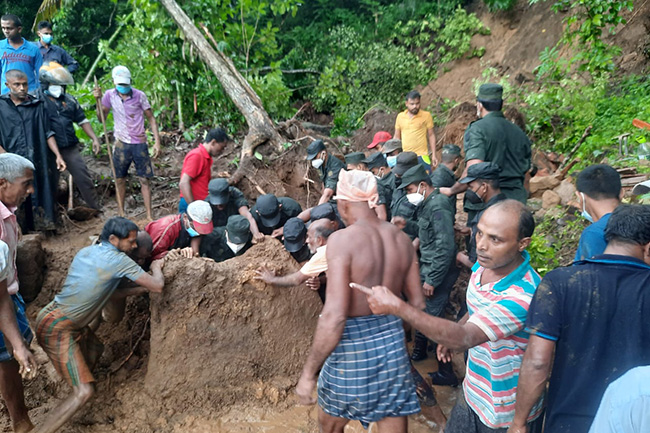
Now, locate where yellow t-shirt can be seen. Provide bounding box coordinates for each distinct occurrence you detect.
[299,246,328,277]
[394,109,434,157]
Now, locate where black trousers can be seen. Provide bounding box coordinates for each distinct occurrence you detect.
[59,145,99,210]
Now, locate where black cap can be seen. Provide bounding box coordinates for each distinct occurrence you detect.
[306,139,326,160]
[283,217,307,253]
[310,203,336,222]
[344,152,366,165]
[226,215,251,244]
[255,194,281,227]
[207,178,230,205]
[430,168,455,188]
[477,83,503,102]
[393,152,419,176]
[363,152,388,170]
[459,162,501,184]
[398,164,430,189]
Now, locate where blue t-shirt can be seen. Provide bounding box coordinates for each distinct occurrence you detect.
[574,213,611,262]
[54,242,145,326]
[526,255,650,433]
[0,38,43,94]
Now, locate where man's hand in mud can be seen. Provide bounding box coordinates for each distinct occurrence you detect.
[13,344,37,380]
[167,247,196,260]
[270,228,283,239]
[422,282,435,297]
[252,232,265,244]
[295,374,317,405]
[305,276,320,291]
[436,344,452,364]
[254,266,275,283]
[391,216,407,230]
[350,283,403,316]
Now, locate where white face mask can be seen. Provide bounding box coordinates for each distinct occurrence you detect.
[226,232,246,254]
[48,85,63,98]
[375,168,384,179]
[387,155,397,168]
[311,158,324,169]
[580,192,594,223]
[476,102,482,118]
[406,183,425,206]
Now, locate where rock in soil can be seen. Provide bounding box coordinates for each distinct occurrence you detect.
[17,234,46,303]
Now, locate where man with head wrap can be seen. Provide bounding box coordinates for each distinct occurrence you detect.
[296,169,426,433]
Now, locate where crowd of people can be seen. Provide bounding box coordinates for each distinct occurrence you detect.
[0,11,647,433]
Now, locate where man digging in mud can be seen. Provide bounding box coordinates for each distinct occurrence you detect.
[34,217,165,433]
[296,169,424,433]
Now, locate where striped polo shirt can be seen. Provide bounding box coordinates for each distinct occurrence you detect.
[464,251,544,428]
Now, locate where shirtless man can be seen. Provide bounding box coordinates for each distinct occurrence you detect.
[296,170,425,433]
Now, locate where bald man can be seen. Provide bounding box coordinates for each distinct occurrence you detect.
[354,200,545,433]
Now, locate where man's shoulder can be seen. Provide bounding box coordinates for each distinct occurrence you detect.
[131,88,149,100]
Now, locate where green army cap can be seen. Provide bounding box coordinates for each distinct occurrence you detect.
[459,162,501,184]
[398,164,430,189]
[477,83,503,102]
[344,152,366,165]
[225,215,251,244]
[442,144,461,157]
[363,151,388,169]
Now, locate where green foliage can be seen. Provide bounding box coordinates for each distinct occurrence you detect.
[310,25,432,135]
[393,7,490,69]
[482,0,517,10]
[528,209,586,275]
[522,75,650,168]
[534,0,634,78]
[249,70,294,119]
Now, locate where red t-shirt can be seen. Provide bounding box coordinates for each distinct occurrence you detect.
[145,214,182,260]
[180,145,213,200]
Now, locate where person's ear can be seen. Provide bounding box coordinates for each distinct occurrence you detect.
[518,236,532,252]
[108,234,119,247]
[0,178,7,189]
[642,243,650,265]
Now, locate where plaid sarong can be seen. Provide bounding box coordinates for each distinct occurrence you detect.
[35,302,103,387]
[0,293,33,362]
[318,314,420,428]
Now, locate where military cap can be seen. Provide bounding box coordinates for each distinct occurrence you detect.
[459,162,501,184]
[283,217,307,253]
[382,139,402,155]
[393,151,419,176]
[344,152,366,166]
[207,178,230,205]
[306,139,326,160]
[442,144,461,157]
[255,194,281,227]
[477,83,503,102]
[310,203,337,222]
[398,164,430,189]
[363,152,388,170]
[226,215,251,244]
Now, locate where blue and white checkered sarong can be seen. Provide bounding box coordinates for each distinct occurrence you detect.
[318,314,420,428]
[0,293,34,362]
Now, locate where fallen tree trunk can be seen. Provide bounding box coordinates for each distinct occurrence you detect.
[159,0,283,158]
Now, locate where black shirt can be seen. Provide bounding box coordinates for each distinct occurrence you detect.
[251,197,302,235]
[38,90,87,149]
[200,226,252,262]
[526,255,650,433]
[211,186,249,228]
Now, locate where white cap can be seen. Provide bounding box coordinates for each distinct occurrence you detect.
[186,200,214,235]
[112,65,131,85]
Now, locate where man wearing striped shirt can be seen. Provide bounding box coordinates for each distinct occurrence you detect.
[354,199,544,433]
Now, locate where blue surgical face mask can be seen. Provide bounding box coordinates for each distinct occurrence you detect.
[186,225,200,237]
[387,155,397,168]
[41,34,53,44]
[116,85,131,95]
[580,192,594,223]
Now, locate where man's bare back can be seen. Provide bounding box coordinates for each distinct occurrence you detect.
[326,217,423,317]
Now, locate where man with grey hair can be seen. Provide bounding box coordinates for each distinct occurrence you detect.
[0,69,66,231]
[0,153,39,433]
